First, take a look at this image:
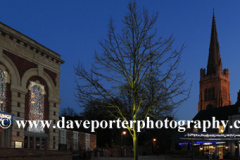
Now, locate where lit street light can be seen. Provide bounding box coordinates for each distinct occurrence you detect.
[121,131,127,157]
[153,138,157,154]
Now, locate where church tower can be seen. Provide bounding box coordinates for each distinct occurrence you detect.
[198,12,231,112]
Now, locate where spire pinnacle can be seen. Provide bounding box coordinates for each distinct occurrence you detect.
[207,11,222,75]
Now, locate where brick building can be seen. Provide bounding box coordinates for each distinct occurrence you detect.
[78,131,96,151]
[0,22,64,150]
[58,128,96,151]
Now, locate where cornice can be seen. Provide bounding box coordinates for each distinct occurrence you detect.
[0,22,65,65]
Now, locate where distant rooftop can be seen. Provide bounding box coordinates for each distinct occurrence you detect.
[193,104,239,121]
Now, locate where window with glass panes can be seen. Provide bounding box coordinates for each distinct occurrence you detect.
[60,130,66,144]
[73,132,78,150]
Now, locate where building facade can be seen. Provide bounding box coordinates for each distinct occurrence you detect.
[58,128,97,151]
[0,22,64,150]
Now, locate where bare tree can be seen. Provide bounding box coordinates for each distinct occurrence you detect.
[75,1,190,159]
[60,107,77,117]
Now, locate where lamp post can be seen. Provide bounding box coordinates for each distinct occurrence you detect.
[121,131,126,145]
[153,138,156,154]
[121,131,127,157]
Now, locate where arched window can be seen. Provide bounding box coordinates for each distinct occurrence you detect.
[204,87,215,101]
[212,87,215,99]
[0,69,6,112]
[28,81,45,133]
[208,88,211,100]
[204,89,208,101]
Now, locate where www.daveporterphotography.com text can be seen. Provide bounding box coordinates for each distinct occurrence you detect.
[4,116,239,133]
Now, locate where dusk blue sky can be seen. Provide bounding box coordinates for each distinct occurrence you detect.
[1,1,240,120]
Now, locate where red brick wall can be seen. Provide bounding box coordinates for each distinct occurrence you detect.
[44,69,57,86]
[90,134,96,151]
[66,130,73,151]
[77,132,96,151]
[2,50,58,116]
[78,132,86,150]
[3,50,37,78]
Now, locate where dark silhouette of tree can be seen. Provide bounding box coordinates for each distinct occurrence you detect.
[60,106,77,117]
[80,100,119,147]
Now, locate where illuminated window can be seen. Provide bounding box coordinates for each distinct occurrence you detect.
[193,128,198,133]
[0,69,6,112]
[219,125,224,133]
[28,81,45,133]
[15,141,23,148]
[204,145,214,155]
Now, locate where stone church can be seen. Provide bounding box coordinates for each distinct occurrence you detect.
[198,12,231,112]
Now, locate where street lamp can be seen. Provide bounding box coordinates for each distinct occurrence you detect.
[121,131,127,157]
[121,131,127,145]
[153,138,157,154]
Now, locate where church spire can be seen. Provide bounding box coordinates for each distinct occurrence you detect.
[198,10,231,112]
[207,11,222,75]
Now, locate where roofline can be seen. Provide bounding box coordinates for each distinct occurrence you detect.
[0,22,64,64]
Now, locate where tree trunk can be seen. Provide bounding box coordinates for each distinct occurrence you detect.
[133,131,138,160]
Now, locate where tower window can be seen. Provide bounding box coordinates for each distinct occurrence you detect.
[208,88,212,100]
[212,87,215,99]
[204,89,208,101]
[205,87,215,101]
